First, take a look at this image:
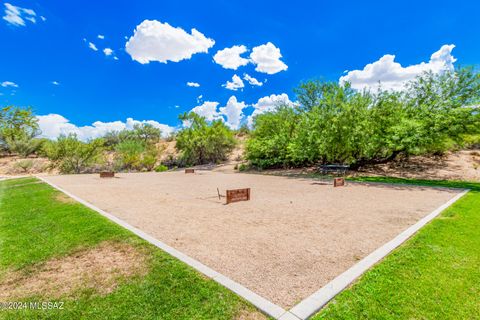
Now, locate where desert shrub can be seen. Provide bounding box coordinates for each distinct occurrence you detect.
[238,163,248,171]
[139,146,158,171]
[161,154,186,169]
[42,134,105,174]
[246,67,480,169]
[463,134,480,149]
[154,164,168,172]
[176,112,236,166]
[6,136,43,157]
[236,124,250,136]
[14,159,33,173]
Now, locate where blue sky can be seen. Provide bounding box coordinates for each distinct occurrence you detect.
[1,0,479,139]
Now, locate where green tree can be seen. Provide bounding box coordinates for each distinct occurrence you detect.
[128,123,162,144]
[176,112,236,165]
[245,105,299,168]
[103,123,162,150]
[403,68,480,154]
[0,106,40,154]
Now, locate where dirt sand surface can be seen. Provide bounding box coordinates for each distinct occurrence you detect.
[44,171,460,308]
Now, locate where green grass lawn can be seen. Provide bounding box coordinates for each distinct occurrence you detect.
[313,177,480,320]
[0,177,263,320]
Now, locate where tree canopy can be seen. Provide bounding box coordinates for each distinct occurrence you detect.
[246,68,480,169]
[0,106,40,154]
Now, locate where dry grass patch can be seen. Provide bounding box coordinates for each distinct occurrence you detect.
[0,241,147,300]
[234,307,268,320]
[54,192,77,204]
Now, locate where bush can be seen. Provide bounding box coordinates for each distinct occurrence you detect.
[114,140,145,171]
[176,112,236,166]
[139,147,158,171]
[154,164,168,172]
[114,140,159,171]
[14,159,33,173]
[42,134,104,174]
[238,163,248,171]
[160,154,186,168]
[6,136,43,157]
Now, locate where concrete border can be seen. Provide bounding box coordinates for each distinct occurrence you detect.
[37,176,291,320]
[289,189,469,319]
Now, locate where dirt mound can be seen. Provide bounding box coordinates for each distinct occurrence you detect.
[358,149,480,181]
[0,156,52,176]
[157,139,178,162]
[0,242,147,299]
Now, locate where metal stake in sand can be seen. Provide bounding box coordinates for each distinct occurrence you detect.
[217,188,225,200]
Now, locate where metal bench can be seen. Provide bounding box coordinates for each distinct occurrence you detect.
[318,164,349,176]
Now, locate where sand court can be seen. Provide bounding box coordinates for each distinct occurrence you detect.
[43,171,461,308]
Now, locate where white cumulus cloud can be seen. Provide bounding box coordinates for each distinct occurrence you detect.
[190,101,222,122]
[250,42,288,74]
[37,114,175,141]
[1,81,18,88]
[213,45,250,70]
[223,74,244,91]
[247,93,294,126]
[219,96,247,129]
[3,3,36,27]
[340,44,457,91]
[88,42,98,51]
[190,97,247,129]
[103,48,113,56]
[187,82,200,87]
[243,73,263,86]
[97,34,105,39]
[125,20,215,64]
[51,81,60,85]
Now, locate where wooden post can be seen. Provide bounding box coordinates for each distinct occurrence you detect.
[100,172,115,178]
[334,177,345,187]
